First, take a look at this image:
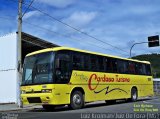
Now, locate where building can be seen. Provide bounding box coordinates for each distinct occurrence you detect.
[0,32,58,105]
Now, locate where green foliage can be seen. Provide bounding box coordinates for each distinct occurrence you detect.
[132,54,160,78]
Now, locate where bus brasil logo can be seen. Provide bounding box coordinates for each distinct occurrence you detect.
[88,74,128,94]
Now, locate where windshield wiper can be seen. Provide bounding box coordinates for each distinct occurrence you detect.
[24,73,32,84]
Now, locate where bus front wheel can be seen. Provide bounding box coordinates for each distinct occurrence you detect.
[131,88,138,102]
[70,91,84,110]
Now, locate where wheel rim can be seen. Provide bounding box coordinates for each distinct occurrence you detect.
[132,91,137,100]
[73,94,81,105]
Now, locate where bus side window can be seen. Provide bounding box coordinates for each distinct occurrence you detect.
[112,59,118,73]
[90,55,98,71]
[142,64,147,75]
[117,60,129,74]
[135,63,143,75]
[117,60,124,73]
[129,62,135,74]
[97,56,105,71]
[124,61,129,74]
[105,58,117,73]
[146,64,151,76]
[105,58,113,72]
[72,52,83,70]
[135,63,139,75]
[83,54,90,71]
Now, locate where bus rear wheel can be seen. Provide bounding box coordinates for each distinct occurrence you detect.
[70,91,84,110]
[130,88,138,102]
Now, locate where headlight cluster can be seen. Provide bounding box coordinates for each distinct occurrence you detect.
[21,90,26,94]
[41,89,52,93]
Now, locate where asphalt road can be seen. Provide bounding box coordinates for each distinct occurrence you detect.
[1,97,160,119]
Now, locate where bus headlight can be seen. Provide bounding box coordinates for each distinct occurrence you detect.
[41,89,52,93]
[21,90,26,94]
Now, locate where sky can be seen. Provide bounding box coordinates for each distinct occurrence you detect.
[0,0,160,58]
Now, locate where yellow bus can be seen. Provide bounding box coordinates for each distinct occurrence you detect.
[21,47,153,110]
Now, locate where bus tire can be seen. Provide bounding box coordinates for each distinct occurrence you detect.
[42,105,55,111]
[131,88,138,102]
[70,91,84,110]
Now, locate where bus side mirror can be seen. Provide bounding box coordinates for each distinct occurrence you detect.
[18,61,21,72]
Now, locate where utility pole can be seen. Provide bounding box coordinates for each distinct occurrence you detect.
[18,0,23,108]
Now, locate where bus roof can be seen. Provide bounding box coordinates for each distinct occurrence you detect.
[26,47,150,64]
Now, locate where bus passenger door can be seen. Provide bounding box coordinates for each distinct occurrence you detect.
[54,51,72,104]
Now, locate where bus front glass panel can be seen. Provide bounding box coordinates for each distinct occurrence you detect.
[22,52,54,85]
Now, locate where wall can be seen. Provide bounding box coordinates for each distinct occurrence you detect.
[0,33,18,103]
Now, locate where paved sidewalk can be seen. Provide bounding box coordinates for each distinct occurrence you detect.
[0,103,41,112]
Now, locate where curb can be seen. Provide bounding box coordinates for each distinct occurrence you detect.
[0,103,15,105]
[0,104,41,112]
[0,105,41,112]
[0,107,35,112]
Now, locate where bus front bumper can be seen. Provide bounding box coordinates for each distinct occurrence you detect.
[21,93,55,105]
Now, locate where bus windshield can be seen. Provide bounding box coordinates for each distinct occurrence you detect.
[22,52,54,85]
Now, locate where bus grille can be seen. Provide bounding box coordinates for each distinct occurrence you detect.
[27,97,42,103]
